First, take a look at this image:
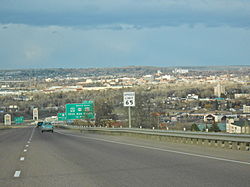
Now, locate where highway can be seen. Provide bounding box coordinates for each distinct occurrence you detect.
[0,127,250,187]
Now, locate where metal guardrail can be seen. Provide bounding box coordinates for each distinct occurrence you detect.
[56,125,250,151]
[57,125,250,140]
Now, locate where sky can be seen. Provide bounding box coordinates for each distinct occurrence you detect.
[0,0,250,69]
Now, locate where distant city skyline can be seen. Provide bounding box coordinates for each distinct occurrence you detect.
[1,0,250,69]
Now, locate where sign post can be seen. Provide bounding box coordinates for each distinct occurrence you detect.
[128,106,131,128]
[123,92,135,128]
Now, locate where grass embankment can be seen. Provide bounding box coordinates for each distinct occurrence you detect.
[0,124,34,130]
[0,125,12,130]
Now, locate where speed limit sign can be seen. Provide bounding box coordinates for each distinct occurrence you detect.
[123,92,135,107]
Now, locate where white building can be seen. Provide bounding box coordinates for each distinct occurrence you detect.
[161,75,172,80]
[235,94,250,99]
[243,105,250,113]
[143,75,154,81]
[187,94,199,100]
[214,83,225,97]
[226,119,250,134]
[172,68,189,74]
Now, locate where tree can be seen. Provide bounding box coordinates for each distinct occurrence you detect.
[95,99,114,125]
[191,123,200,131]
[132,92,158,128]
[209,123,221,132]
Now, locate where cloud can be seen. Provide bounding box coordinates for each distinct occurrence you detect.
[0,0,250,28]
[1,23,250,69]
[24,45,43,60]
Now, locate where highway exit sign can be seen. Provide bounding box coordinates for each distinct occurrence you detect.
[57,113,67,121]
[15,116,24,124]
[65,101,95,120]
[66,104,84,120]
[82,101,94,112]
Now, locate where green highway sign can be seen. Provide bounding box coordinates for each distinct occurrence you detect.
[57,113,67,121]
[82,101,95,119]
[82,101,94,112]
[15,116,24,124]
[83,112,95,119]
[83,100,94,104]
[65,101,95,120]
[66,104,84,120]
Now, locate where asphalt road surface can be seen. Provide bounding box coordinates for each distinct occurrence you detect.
[0,127,250,187]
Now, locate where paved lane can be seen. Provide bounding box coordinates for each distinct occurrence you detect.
[0,127,33,183]
[1,127,250,187]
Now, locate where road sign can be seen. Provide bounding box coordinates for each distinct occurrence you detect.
[82,101,95,119]
[82,101,94,112]
[123,92,135,107]
[83,100,94,104]
[15,116,24,124]
[83,112,95,119]
[57,113,67,121]
[66,102,95,120]
[66,104,84,120]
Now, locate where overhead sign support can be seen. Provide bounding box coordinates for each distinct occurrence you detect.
[4,114,11,126]
[33,108,39,120]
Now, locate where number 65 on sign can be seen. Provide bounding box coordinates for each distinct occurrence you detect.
[123,92,135,107]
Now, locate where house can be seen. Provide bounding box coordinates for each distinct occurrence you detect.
[226,119,250,134]
[204,114,224,123]
[187,94,199,100]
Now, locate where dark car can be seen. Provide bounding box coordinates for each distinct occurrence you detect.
[36,121,44,128]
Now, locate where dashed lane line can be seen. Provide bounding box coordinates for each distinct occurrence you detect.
[14,171,21,178]
[13,127,34,179]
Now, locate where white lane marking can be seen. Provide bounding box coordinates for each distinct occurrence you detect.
[23,149,27,152]
[27,141,30,144]
[20,157,25,161]
[28,126,35,141]
[14,171,21,177]
[56,130,250,166]
[25,145,29,147]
